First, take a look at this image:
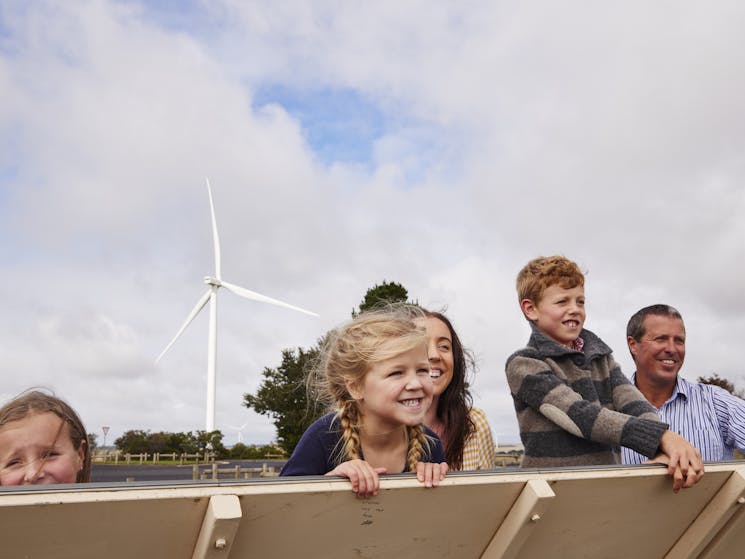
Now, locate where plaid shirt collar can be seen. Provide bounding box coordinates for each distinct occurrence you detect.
[571,336,585,352]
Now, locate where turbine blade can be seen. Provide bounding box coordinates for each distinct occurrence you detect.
[155,289,212,363]
[206,178,222,280]
[220,280,319,317]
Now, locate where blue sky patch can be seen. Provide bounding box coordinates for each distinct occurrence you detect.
[253,85,387,167]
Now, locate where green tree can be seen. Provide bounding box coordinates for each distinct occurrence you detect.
[698,373,745,399]
[244,346,321,454]
[114,430,150,454]
[87,433,98,451]
[192,430,227,456]
[354,280,410,315]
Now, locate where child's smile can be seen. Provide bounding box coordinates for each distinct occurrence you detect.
[354,345,434,431]
[521,284,586,348]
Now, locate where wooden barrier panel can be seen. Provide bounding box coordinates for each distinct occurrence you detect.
[0,462,743,558]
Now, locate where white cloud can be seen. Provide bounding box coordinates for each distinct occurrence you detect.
[1,0,744,451]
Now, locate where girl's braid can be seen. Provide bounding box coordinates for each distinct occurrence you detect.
[406,424,428,472]
[338,399,362,463]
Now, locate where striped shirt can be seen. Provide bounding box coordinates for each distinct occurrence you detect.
[622,374,745,464]
[461,408,497,470]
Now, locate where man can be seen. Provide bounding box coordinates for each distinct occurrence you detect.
[622,304,745,463]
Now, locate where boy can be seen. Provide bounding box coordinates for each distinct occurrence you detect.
[505,256,703,492]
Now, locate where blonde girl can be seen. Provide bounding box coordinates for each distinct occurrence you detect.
[0,390,90,485]
[280,306,448,496]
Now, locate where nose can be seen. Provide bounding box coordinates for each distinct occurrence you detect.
[22,462,43,485]
[405,371,424,390]
[663,338,678,354]
[427,340,440,362]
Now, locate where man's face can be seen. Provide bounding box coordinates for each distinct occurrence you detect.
[628,314,686,386]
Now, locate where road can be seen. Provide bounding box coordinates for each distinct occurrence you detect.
[90,460,287,483]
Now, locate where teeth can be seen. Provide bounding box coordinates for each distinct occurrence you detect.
[662,360,675,365]
[401,399,421,407]
[429,370,442,379]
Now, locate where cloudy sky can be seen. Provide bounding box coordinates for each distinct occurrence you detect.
[2,0,744,448]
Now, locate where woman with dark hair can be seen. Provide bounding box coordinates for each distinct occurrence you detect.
[419,309,496,470]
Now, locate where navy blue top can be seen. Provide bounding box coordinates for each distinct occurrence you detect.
[280,413,446,476]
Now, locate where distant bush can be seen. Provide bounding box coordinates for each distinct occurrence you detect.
[229,443,285,460]
[114,429,227,457]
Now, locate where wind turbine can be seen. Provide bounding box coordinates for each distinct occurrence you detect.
[156,179,318,432]
[228,422,249,444]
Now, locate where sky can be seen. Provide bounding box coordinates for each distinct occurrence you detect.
[1,0,744,448]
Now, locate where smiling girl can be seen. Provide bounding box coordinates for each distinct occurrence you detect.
[0,391,90,486]
[280,306,448,497]
[418,309,497,470]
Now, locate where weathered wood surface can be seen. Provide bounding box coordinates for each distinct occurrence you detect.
[1,462,743,559]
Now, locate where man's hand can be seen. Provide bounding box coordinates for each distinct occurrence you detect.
[655,430,704,493]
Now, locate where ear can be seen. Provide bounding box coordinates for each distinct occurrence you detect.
[345,378,363,401]
[520,299,538,321]
[627,336,638,361]
[76,439,87,470]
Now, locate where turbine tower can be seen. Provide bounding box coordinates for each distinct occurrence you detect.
[156,179,318,432]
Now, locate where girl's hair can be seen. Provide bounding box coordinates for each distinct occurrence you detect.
[309,304,431,472]
[0,390,91,483]
[420,308,475,470]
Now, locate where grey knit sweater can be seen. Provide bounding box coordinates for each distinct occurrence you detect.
[505,325,668,467]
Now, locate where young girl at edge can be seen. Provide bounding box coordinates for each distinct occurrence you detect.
[0,390,91,486]
[280,307,448,497]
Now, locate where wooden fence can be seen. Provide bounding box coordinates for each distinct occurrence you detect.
[92,450,216,465]
[193,463,279,480]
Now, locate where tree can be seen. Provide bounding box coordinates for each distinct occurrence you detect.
[114,430,150,454]
[192,430,227,455]
[113,429,228,457]
[244,281,412,455]
[697,373,745,399]
[355,280,410,315]
[87,433,98,451]
[244,346,321,454]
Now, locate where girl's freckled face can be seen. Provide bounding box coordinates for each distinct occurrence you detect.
[0,412,84,486]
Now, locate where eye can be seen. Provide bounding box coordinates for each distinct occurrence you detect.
[388,370,402,377]
[438,343,451,352]
[577,299,585,306]
[417,368,430,375]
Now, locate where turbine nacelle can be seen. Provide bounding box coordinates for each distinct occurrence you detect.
[204,276,221,287]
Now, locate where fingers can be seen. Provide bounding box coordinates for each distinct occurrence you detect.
[416,462,448,488]
[658,430,705,492]
[329,460,382,497]
[671,465,684,494]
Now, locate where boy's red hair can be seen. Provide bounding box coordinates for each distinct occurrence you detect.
[516,255,585,305]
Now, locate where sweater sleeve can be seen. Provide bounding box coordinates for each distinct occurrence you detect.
[280,415,336,476]
[506,353,667,456]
